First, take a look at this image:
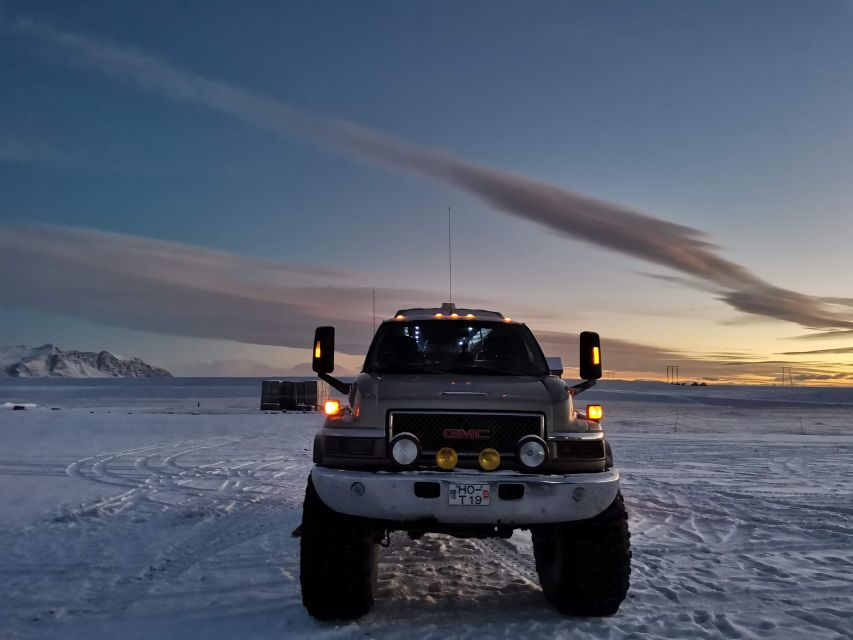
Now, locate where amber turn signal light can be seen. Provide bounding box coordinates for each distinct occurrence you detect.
[324,400,341,416]
[586,404,603,421]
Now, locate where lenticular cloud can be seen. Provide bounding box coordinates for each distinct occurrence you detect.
[10,18,853,333]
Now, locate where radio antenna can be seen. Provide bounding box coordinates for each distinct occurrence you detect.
[372,288,376,334]
[448,206,453,303]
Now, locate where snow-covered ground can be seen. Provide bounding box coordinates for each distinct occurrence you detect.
[0,380,851,639]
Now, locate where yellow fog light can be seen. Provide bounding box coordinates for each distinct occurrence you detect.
[478,448,501,471]
[435,447,458,470]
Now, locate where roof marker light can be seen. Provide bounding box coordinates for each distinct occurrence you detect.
[434,313,444,318]
[395,314,405,320]
[450,313,459,318]
[504,317,513,323]
[465,313,475,319]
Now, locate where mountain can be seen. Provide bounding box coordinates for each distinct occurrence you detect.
[0,345,172,378]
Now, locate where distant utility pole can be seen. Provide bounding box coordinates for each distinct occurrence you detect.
[666,365,680,384]
[781,366,794,387]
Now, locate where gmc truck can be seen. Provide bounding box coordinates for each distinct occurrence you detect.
[299,303,630,619]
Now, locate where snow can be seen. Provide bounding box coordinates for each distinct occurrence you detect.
[0,379,851,639]
[0,344,171,378]
[3,401,38,409]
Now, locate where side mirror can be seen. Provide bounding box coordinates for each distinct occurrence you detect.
[312,326,335,374]
[579,331,602,380]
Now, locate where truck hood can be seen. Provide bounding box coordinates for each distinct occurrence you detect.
[354,372,566,413]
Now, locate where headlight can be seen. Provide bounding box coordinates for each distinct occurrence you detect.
[390,433,421,466]
[517,436,548,469]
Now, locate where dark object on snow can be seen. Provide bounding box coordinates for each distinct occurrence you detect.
[12,404,27,410]
[261,379,331,411]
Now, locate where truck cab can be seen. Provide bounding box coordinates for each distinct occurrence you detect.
[299,303,630,620]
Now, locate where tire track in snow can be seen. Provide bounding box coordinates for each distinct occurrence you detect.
[81,502,287,612]
[63,433,306,515]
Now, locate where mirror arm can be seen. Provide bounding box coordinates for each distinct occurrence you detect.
[570,379,596,396]
[318,372,352,396]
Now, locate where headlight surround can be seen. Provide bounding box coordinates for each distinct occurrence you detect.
[390,433,421,467]
[517,435,548,469]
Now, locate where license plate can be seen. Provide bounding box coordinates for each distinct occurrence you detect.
[448,483,491,506]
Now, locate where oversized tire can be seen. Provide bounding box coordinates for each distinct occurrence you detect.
[300,477,378,620]
[532,492,631,616]
[605,441,614,469]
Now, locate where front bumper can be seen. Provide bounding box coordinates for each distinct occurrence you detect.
[310,466,620,525]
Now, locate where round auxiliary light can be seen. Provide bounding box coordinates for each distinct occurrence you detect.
[517,436,548,469]
[435,447,458,471]
[390,433,421,467]
[478,448,501,471]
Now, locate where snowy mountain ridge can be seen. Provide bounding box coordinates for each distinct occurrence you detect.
[0,344,171,378]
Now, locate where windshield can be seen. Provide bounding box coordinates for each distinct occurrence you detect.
[364,320,549,376]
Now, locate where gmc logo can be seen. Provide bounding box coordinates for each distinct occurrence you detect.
[443,428,490,440]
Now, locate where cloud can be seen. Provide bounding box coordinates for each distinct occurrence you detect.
[535,330,683,378]
[10,19,853,335]
[1,223,697,379]
[779,346,853,356]
[0,134,67,166]
[788,329,853,341]
[174,358,360,378]
[0,224,425,355]
[175,358,297,378]
[1,225,848,383]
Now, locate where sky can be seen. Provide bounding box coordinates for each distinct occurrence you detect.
[1,0,853,383]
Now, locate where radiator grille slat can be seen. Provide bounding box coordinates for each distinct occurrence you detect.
[389,412,544,456]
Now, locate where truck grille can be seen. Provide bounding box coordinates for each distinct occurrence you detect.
[389,411,544,457]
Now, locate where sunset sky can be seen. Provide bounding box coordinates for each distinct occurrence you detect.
[2,1,853,383]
